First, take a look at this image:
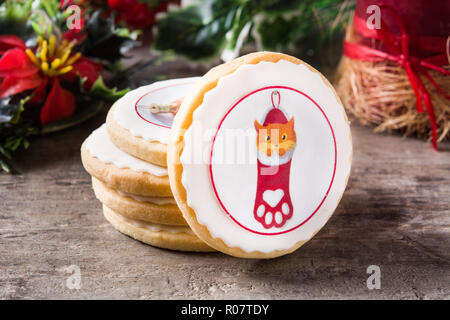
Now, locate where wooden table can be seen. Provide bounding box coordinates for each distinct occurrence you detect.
[0,65,449,299]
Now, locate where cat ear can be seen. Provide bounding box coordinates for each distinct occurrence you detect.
[254,120,262,131]
[288,117,295,128]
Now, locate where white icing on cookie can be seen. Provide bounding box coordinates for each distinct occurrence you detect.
[86,124,168,176]
[114,210,193,235]
[114,77,200,144]
[180,59,352,253]
[116,190,176,205]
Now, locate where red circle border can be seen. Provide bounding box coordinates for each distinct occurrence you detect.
[209,86,338,236]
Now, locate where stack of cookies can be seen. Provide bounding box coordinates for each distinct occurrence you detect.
[81,52,352,259]
[81,77,214,252]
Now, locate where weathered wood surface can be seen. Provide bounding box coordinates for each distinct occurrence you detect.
[0,65,449,299]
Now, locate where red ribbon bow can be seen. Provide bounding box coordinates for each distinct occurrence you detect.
[344,4,450,149]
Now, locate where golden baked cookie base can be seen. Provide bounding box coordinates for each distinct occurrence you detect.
[92,177,187,226]
[106,104,168,167]
[103,205,215,252]
[81,141,171,197]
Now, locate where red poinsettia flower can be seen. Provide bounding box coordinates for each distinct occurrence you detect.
[40,78,76,124]
[0,35,26,55]
[59,56,103,90]
[107,0,137,12]
[0,35,102,125]
[123,2,155,29]
[0,48,42,97]
[107,0,175,30]
[62,4,87,40]
[60,0,76,8]
[63,28,87,44]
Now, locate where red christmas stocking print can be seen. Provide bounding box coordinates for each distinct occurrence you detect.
[253,90,297,229]
[253,160,294,228]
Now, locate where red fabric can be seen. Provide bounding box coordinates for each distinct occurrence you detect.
[355,0,450,40]
[344,2,450,149]
[40,78,76,125]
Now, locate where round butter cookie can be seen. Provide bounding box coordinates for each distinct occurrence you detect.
[106,77,200,166]
[168,52,352,259]
[103,205,215,252]
[81,124,171,197]
[92,177,187,226]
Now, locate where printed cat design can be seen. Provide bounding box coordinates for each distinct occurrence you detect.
[253,96,297,229]
[254,118,296,158]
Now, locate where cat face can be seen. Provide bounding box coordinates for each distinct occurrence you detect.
[254,117,296,157]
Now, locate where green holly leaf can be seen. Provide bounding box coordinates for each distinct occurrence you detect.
[0,96,29,124]
[0,95,33,172]
[0,0,66,40]
[153,0,241,60]
[4,135,23,151]
[88,76,130,101]
[256,15,300,51]
[77,10,139,63]
[221,1,253,56]
[260,0,304,14]
[0,97,16,123]
[35,0,60,19]
[154,0,353,61]
[0,159,10,172]
[257,0,353,51]
[138,0,171,7]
